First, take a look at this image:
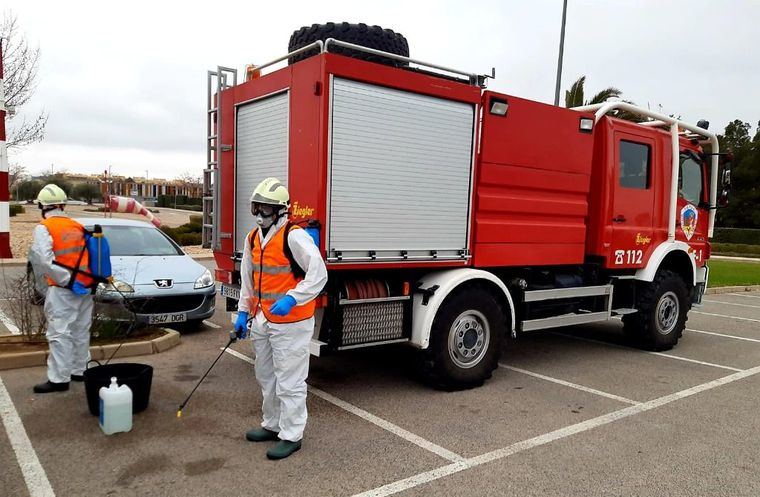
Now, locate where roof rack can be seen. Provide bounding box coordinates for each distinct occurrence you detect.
[572,101,719,239]
[245,39,494,87]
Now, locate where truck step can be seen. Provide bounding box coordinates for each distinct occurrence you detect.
[524,284,613,302]
[612,308,638,316]
[521,311,610,332]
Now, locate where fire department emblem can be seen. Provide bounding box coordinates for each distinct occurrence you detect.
[680,204,698,241]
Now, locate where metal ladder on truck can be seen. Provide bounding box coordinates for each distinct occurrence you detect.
[203,66,238,249]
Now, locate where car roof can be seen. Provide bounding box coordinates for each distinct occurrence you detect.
[72,217,156,228]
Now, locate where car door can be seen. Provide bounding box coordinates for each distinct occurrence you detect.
[609,133,656,268]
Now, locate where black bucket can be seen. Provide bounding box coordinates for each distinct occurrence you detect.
[83,362,154,416]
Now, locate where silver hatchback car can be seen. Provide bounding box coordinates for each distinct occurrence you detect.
[30,218,216,330]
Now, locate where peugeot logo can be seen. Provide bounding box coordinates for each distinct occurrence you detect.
[154,279,173,289]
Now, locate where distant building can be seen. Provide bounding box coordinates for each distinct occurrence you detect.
[64,173,202,205]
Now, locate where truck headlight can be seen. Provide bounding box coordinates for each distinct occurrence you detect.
[194,269,214,289]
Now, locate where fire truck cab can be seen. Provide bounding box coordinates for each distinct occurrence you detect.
[205,33,728,389]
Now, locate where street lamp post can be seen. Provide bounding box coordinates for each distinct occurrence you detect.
[553,0,569,107]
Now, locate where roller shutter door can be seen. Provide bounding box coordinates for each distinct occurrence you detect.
[235,92,289,251]
[328,78,475,262]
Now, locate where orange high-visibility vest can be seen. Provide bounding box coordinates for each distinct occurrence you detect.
[249,224,315,324]
[40,217,93,288]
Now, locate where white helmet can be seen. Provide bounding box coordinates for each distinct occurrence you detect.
[250,177,289,211]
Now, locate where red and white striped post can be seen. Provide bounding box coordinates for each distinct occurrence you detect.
[0,41,12,258]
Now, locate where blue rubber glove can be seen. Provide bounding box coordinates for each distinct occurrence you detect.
[269,295,297,316]
[71,281,89,296]
[234,311,249,339]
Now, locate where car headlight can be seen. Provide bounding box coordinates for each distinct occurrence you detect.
[194,269,214,289]
[98,280,135,294]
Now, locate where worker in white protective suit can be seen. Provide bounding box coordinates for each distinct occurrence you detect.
[235,177,327,460]
[28,184,94,394]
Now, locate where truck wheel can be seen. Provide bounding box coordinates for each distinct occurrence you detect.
[421,286,506,390]
[288,22,409,67]
[623,270,688,351]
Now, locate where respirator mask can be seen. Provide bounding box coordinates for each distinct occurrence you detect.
[252,203,279,229]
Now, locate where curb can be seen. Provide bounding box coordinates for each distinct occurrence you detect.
[0,258,28,268]
[706,285,760,295]
[0,328,181,371]
[712,255,760,262]
[189,253,214,261]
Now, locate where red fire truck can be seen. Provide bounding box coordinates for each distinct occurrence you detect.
[204,24,731,389]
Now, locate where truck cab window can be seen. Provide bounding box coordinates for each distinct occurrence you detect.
[619,140,650,189]
[679,154,703,205]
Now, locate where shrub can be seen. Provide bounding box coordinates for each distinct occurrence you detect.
[712,243,760,257]
[713,228,760,246]
[189,214,203,226]
[9,204,25,216]
[177,232,202,246]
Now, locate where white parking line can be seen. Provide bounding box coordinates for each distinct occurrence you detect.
[351,364,760,497]
[703,299,760,310]
[648,352,743,372]
[223,348,465,463]
[0,376,55,497]
[729,293,760,300]
[0,307,20,335]
[693,311,760,324]
[553,332,743,372]
[499,364,640,405]
[687,328,760,344]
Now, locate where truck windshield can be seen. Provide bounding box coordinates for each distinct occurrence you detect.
[679,154,704,205]
[88,225,183,257]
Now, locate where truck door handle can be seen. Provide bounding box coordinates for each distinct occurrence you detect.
[612,215,626,223]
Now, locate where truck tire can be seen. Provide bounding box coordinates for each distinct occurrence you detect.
[288,22,409,67]
[421,286,506,390]
[622,269,688,351]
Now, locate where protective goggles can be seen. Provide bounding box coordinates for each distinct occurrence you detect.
[251,203,278,217]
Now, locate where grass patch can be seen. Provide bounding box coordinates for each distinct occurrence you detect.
[708,259,760,287]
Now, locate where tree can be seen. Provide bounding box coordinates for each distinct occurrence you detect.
[72,183,101,204]
[16,179,41,201]
[716,120,760,228]
[8,162,26,188]
[564,75,640,121]
[1,12,47,149]
[564,76,622,108]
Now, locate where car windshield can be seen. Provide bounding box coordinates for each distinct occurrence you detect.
[91,225,183,256]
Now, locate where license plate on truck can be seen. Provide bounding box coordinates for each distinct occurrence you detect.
[148,312,187,324]
[221,285,240,300]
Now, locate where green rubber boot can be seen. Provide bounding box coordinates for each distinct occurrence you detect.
[245,428,279,442]
[266,440,302,460]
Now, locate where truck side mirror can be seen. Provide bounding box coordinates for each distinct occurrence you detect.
[718,153,733,207]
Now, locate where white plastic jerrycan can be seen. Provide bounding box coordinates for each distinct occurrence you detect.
[99,377,133,435]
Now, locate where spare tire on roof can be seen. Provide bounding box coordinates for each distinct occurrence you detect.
[288,22,409,67]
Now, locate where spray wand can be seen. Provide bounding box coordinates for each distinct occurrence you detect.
[176,330,238,418]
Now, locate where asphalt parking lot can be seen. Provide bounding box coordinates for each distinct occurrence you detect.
[2,264,760,496]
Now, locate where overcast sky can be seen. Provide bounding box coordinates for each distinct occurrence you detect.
[5,0,759,180]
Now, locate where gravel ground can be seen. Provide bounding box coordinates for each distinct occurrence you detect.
[8,204,210,258]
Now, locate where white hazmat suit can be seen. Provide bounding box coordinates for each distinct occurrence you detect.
[29,209,94,384]
[239,215,327,442]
